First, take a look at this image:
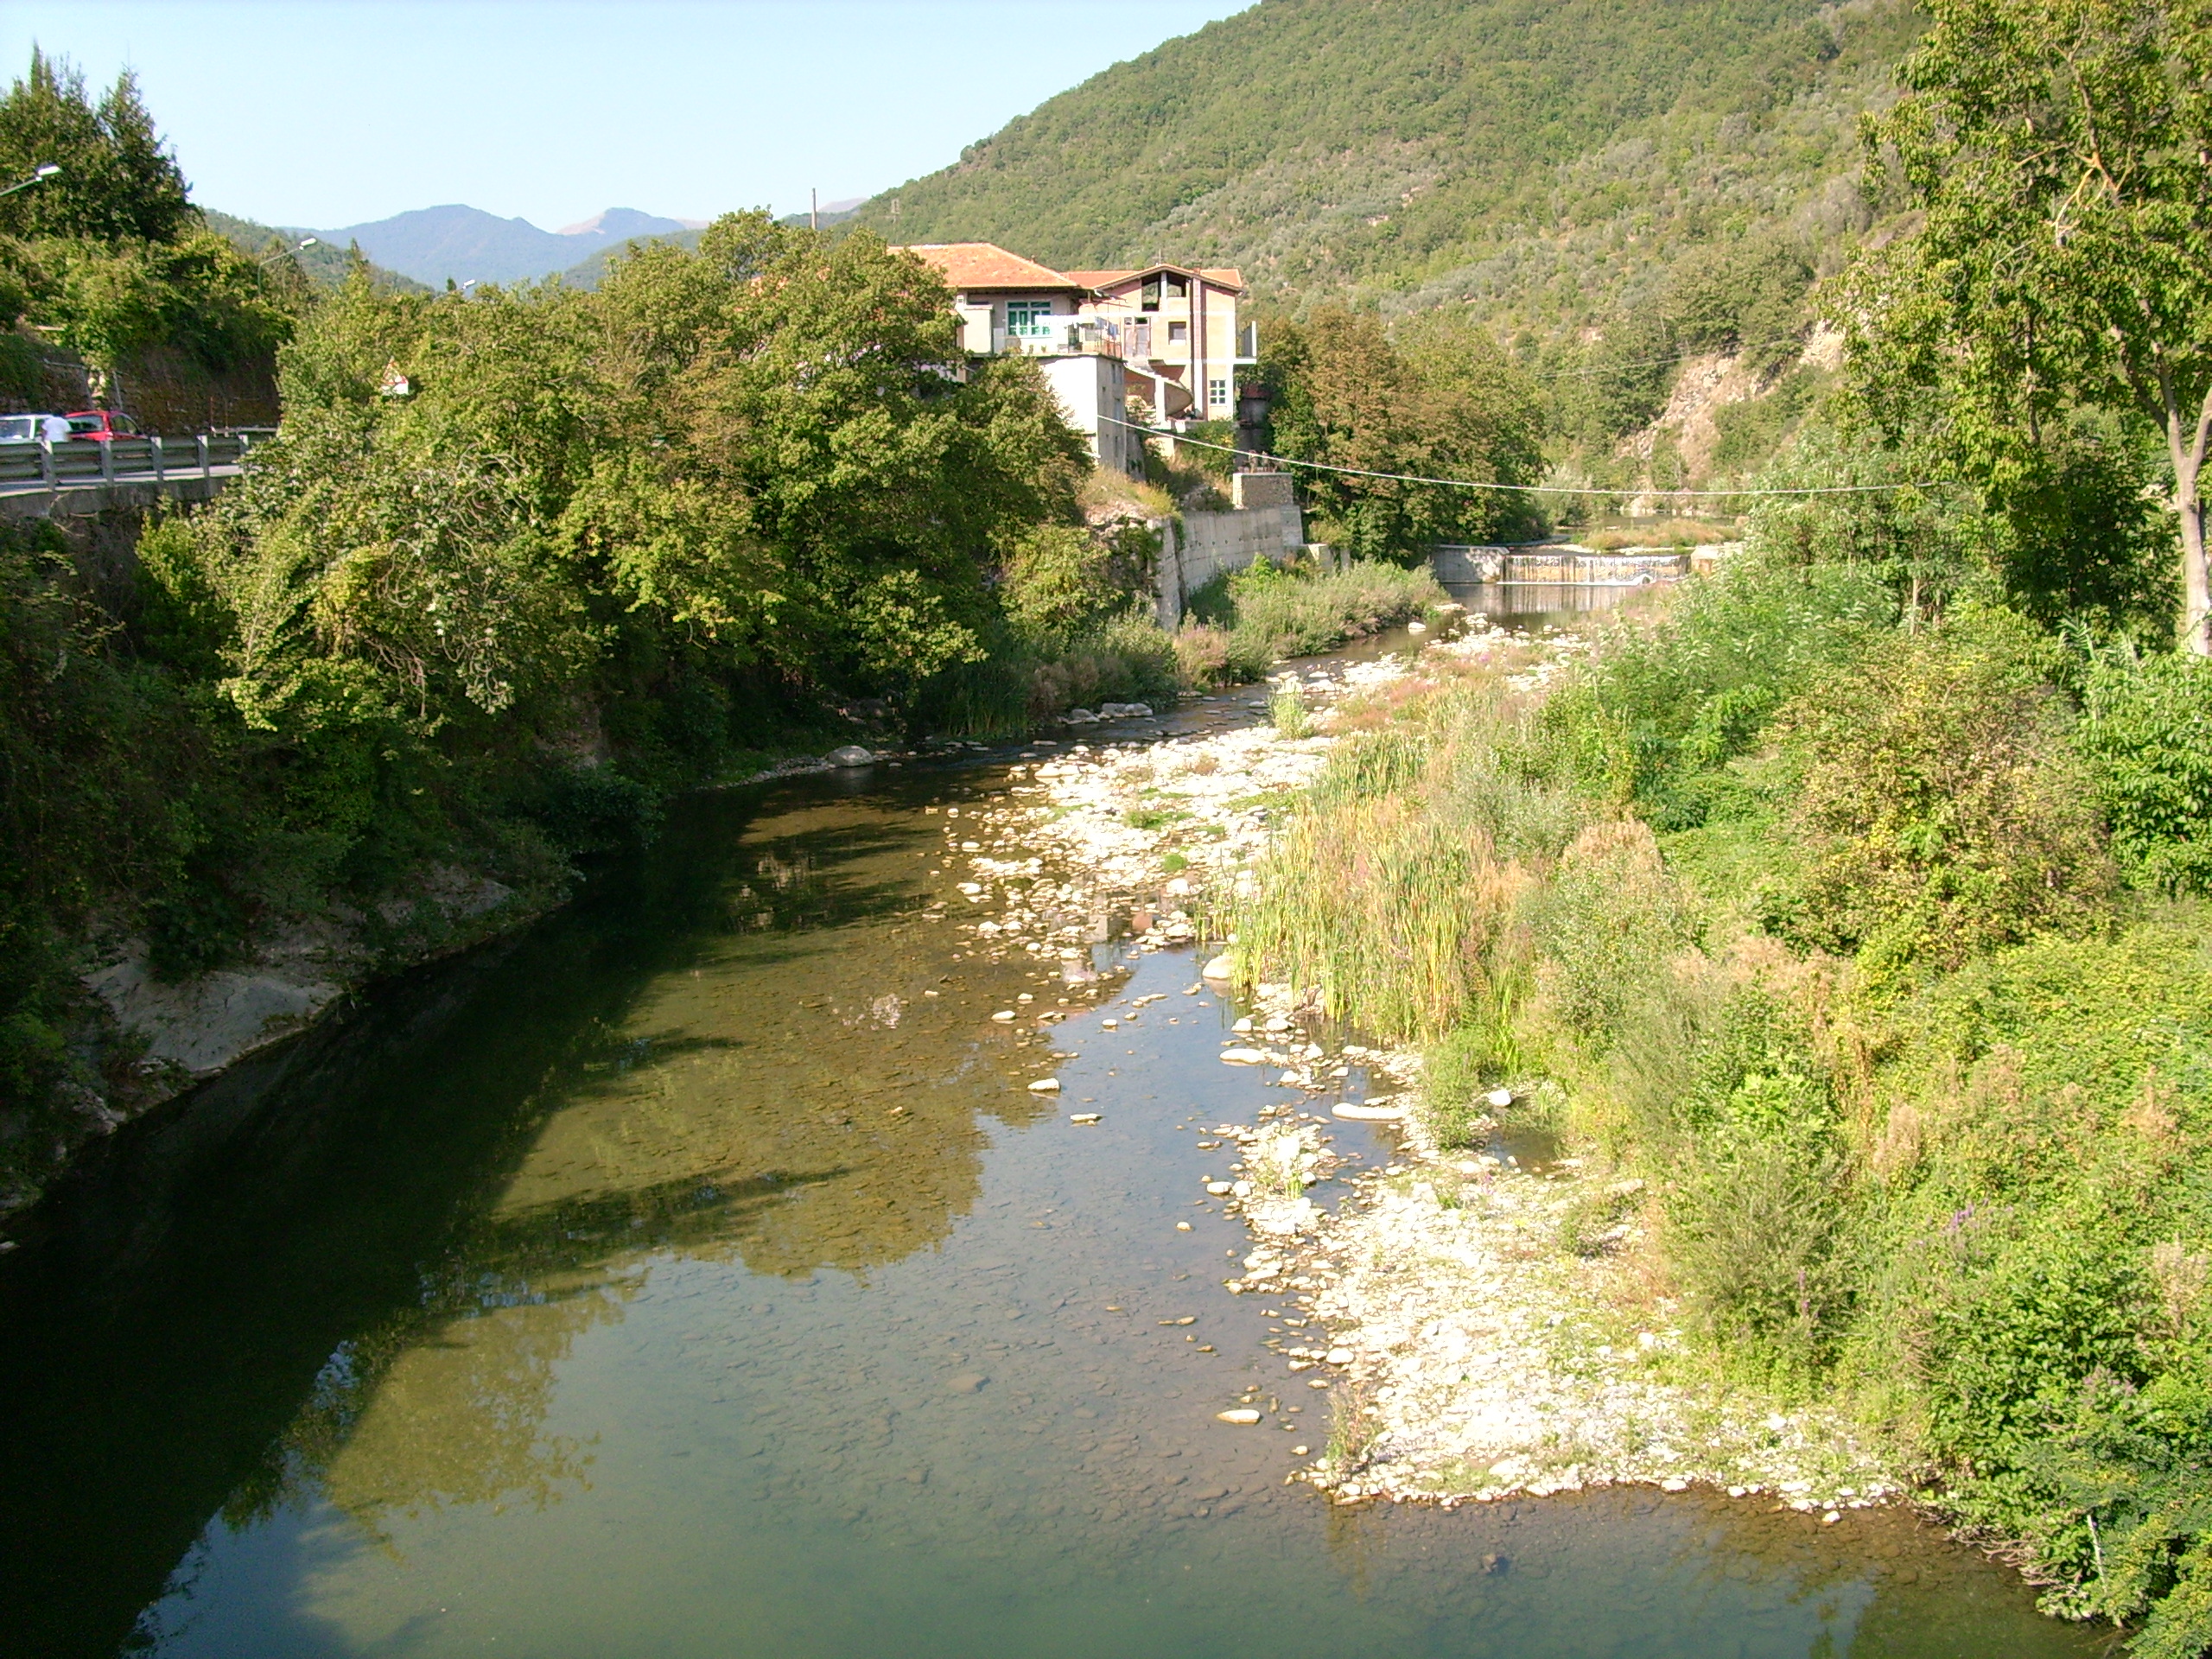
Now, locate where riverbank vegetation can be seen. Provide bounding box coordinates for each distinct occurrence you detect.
[1236,542,2212,1651]
[0,50,1460,1207]
[1226,1,2212,1647]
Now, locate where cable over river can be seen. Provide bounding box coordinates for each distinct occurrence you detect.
[0,649,2102,1658]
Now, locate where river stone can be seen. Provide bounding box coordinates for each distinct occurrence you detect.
[991,1010,1016,1022]
[1485,1087,1516,1109]
[1027,1077,1062,1092]
[1070,1112,1101,1124]
[1201,954,1235,980]
[1216,1409,1262,1425]
[1326,1348,1354,1364]
[1205,1181,1233,1196]
[1219,1048,1266,1065]
[827,745,874,767]
[1332,1100,1406,1121]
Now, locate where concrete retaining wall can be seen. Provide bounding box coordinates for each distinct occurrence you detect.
[1154,495,1306,624]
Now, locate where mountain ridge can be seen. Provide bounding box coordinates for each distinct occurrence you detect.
[305,202,706,287]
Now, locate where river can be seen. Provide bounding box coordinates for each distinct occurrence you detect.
[0,616,2103,1658]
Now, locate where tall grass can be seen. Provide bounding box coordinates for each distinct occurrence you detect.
[1230,663,1584,1046]
[1179,557,1442,687]
[1226,557,2212,1645]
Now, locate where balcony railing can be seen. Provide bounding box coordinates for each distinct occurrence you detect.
[994,316,1124,359]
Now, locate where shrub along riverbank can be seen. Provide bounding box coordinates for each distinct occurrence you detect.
[0,270,1438,1211]
[1230,546,2212,1655]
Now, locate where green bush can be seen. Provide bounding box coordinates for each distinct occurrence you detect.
[1524,820,1694,1044]
[1664,1128,1848,1370]
[1538,555,1889,823]
[1777,606,2116,978]
[2080,647,2212,897]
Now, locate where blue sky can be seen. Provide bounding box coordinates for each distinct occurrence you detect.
[0,2,1250,231]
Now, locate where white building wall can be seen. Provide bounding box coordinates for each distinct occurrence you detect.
[1039,353,1139,476]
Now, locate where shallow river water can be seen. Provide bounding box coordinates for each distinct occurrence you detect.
[0,650,2109,1658]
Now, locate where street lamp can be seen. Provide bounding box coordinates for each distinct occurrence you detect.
[257,236,318,264]
[0,162,61,201]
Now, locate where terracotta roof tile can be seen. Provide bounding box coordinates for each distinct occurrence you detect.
[893,243,1083,290]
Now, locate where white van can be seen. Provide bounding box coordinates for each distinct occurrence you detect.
[0,414,72,443]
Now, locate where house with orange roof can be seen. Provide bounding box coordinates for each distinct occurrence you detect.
[895,243,1257,474]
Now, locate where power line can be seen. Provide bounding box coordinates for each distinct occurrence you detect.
[1102,416,1946,499]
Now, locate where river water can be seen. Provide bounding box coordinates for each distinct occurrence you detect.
[0,630,2104,1659]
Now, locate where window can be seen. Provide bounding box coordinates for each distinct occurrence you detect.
[1005,300,1053,334]
[1167,320,1188,343]
[1209,378,1230,410]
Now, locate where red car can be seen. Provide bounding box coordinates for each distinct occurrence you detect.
[64,410,141,441]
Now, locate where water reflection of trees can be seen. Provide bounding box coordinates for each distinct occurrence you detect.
[259,790,1054,1534]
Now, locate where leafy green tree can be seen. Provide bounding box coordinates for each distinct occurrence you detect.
[1843,0,2212,652]
[0,48,191,243]
[24,232,290,389]
[586,215,1088,696]
[1262,306,1544,559]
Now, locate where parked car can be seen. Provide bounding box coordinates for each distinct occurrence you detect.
[0,413,72,442]
[64,410,141,441]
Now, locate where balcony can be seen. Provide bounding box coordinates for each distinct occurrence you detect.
[992,315,1125,359]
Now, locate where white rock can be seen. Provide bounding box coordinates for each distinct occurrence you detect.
[1326,1348,1354,1364]
[1220,1048,1267,1065]
[991,1010,1016,1022]
[1484,1087,1515,1109]
[1070,1112,1101,1124]
[1202,954,1236,981]
[1332,1101,1406,1122]
[1205,1180,1234,1196]
[1028,1078,1062,1093]
[1216,1408,1262,1425]
[827,745,874,767]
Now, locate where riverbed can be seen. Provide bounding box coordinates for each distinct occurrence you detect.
[0,628,2101,1658]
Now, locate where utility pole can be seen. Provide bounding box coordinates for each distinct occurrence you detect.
[810,188,818,232]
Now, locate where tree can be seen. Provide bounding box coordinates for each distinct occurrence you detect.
[0,48,192,243]
[1262,306,1545,560]
[1842,0,2212,651]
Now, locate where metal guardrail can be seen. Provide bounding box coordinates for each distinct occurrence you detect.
[0,430,270,499]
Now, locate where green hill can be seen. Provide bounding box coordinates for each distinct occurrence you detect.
[854,0,1919,340]
[200,208,430,295]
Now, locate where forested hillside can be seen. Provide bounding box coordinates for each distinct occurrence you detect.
[200,208,427,295]
[855,0,1917,336]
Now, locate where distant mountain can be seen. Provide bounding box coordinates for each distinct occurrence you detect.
[310,204,706,288]
[200,208,430,295]
[774,196,866,231]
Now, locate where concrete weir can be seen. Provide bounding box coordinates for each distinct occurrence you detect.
[1432,543,1694,585]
